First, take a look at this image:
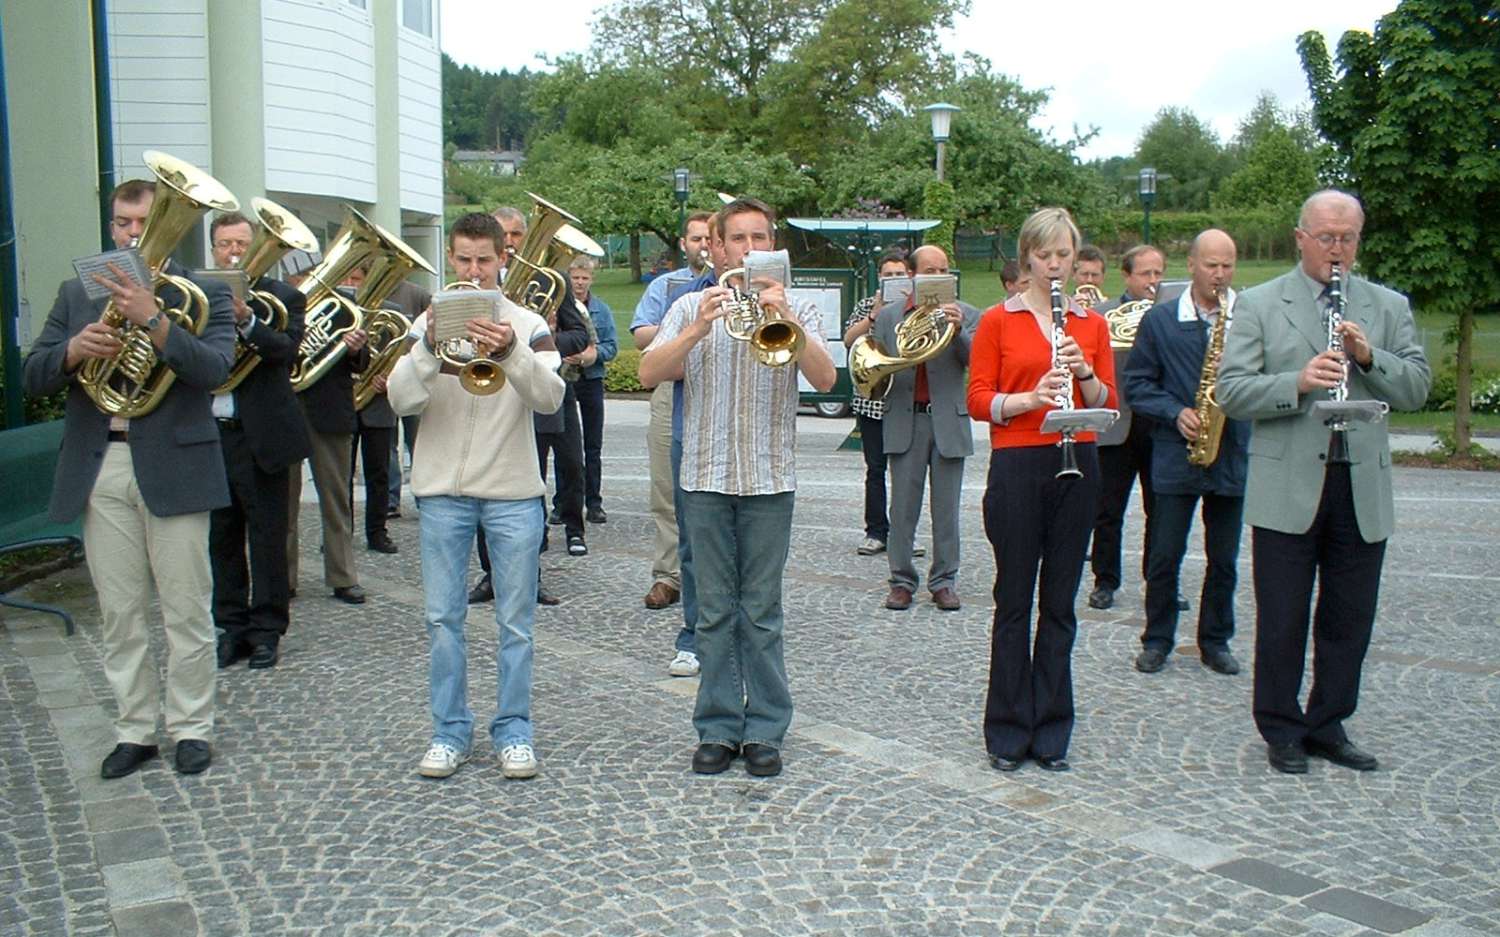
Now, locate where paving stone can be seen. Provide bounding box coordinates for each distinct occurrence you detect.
[101,858,179,907]
[93,826,170,867]
[1213,857,1330,897]
[1305,887,1433,934]
[111,900,198,937]
[83,796,159,833]
[1120,829,1241,870]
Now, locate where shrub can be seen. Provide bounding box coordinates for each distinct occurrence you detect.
[604,347,645,393]
[1424,363,1500,412]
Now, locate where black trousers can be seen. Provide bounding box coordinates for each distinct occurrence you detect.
[575,377,606,512]
[1090,418,1154,590]
[542,383,586,542]
[982,443,1100,761]
[1251,465,1386,748]
[350,423,392,541]
[858,413,889,541]
[211,424,293,650]
[1142,492,1244,653]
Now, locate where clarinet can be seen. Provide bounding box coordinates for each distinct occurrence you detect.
[1326,262,1351,464]
[1050,279,1082,479]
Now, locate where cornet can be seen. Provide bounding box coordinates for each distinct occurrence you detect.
[434,280,507,396]
[720,267,805,368]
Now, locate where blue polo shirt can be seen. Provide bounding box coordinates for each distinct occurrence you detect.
[632,267,717,440]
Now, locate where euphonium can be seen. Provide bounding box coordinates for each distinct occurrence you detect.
[289,207,387,392]
[1186,287,1233,468]
[350,224,436,409]
[719,267,805,368]
[501,193,579,320]
[433,279,508,396]
[78,151,239,417]
[848,295,956,398]
[214,197,320,394]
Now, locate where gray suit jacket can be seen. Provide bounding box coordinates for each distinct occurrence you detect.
[1217,268,1430,542]
[874,299,981,459]
[22,266,236,522]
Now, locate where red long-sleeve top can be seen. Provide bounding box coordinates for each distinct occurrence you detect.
[966,293,1117,449]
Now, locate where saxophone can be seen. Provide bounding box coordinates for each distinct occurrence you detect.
[1186,287,1233,467]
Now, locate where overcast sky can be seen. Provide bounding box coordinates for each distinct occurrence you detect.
[439,0,1397,161]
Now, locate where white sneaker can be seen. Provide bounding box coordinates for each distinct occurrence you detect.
[669,650,701,677]
[417,743,467,778]
[856,537,886,555]
[500,743,539,779]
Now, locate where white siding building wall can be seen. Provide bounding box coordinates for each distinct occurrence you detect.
[260,0,378,204]
[107,0,213,181]
[396,27,443,216]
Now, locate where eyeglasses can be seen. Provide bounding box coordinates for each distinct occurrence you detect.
[1299,229,1360,249]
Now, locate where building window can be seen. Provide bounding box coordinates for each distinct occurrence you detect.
[347,0,367,8]
[402,0,433,36]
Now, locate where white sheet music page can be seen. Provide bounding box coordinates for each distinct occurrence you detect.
[430,290,503,343]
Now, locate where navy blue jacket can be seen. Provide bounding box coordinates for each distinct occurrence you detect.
[1123,293,1250,496]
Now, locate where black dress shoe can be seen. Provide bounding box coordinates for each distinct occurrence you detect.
[1201,648,1241,675]
[248,644,279,670]
[100,743,158,779]
[988,753,1024,772]
[1036,755,1071,772]
[468,574,494,604]
[547,510,563,526]
[742,743,783,777]
[175,739,212,775]
[1134,647,1168,673]
[537,584,562,606]
[1087,587,1115,610]
[217,637,247,669]
[1267,742,1309,774]
[1305,738,1378,771]
[367,533,399,554]
[333,585,366,605]
[288,587,297,599]
[691,742,738,774]
[586,507,607,524]
[1177,594,1190,611]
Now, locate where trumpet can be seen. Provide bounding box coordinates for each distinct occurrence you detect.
[720,267,805,368]
[433,279,508,396]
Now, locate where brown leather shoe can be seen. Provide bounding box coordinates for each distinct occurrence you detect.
[932,587,961,611]
[885,586,913,610]
[644,582,680,609]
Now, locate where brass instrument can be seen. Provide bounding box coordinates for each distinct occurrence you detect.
[1072,283,1105,309]
[350,224,436,409]
[433,279,508,396]
[1049,279,1082,479]
[1104,284,1156,349]
[78,151,239,417]
[290,207,388,392]
[1186,287,1233,467]
[501,193,580,320]
[214,197,320,394]
[719,267,806,368]
[848,295,957,398]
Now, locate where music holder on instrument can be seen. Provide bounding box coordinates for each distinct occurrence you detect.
[1041,408,1119,437]
[1312,399,1390,425]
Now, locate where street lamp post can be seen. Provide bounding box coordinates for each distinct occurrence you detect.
[924,103,960,182]
[1138,166,1157,245]
[673,167,690,268]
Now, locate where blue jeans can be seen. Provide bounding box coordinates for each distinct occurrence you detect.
[417,494,542,752]
[681,489,795,748]
[670,437,698,653]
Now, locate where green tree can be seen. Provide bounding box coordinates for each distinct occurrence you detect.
[1215,125,1319,212]
[1298,0,1500,450]
[1134,107,1229,210]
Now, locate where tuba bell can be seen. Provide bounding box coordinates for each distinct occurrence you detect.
[848,296,956,398]
[350,224,436,409]
[720,267,805,368]
[214,197,321,394]
[78,150,239,417]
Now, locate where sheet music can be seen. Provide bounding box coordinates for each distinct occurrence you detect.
[193,268,248,302]
[430,290,503,343]
[880,276,914,305]
[744,249,791,288]
[913,274,957,306]
[73,249,150,302]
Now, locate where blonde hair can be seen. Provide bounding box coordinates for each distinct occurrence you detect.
[1017,207,1081,263]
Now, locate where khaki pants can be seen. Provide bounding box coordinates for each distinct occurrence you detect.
[287,429,358,589]
[83,443,215,744]
[648,382,679,588]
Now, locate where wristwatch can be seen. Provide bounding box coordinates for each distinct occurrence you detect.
[144,313,162,331]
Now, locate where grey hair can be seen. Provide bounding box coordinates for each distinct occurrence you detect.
[1298,189,1364,229]
[491,205,528,232]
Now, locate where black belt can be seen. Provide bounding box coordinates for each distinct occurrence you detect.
[217,418,243,431]
[107,430,129,442]
[913,402,934,414]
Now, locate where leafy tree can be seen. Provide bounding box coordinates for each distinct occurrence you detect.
[442,54,540,150]
[1298,0,1500,450]
[1134,107,1229,211]
[1215,125,1319,212]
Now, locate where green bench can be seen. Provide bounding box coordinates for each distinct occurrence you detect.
[0,420,81,634]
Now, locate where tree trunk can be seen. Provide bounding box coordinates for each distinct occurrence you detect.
[629,232,642,284]
[1454,305,1474,453]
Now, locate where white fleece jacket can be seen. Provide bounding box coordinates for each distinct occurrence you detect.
[387,299,564,501]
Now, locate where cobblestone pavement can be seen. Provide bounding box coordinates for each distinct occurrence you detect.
[3,400,1497,937]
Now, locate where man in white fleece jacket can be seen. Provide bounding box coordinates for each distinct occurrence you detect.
[387,213,565,780]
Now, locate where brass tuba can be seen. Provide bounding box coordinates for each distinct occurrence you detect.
[1186,287,1233,468]
[720,267,806,368]
[214,197,320,394]
[848,296,956,397]
[350,226,436,409]
[290,207,388,392]
[501,193,580,320]
[79,151,239,417]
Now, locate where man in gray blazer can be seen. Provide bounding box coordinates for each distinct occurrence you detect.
[1218,190,1430,776]
[874,245,981,611]
[22,178,236,779]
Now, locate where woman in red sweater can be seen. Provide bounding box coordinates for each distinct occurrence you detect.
[966,207,1117,773]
